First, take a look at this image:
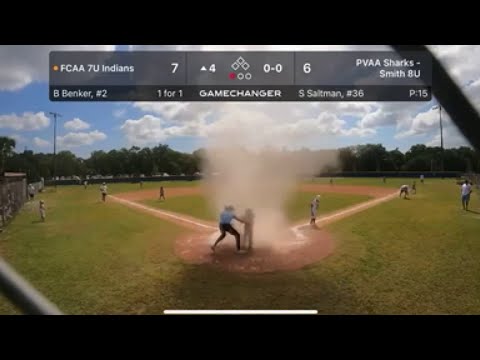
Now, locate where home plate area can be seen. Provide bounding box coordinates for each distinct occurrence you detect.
[174,225,334,273]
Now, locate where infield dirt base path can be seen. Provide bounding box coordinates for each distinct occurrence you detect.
[110,184,397,273]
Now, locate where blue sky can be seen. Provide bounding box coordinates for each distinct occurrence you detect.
[0,45,477,158]
[0,82,213,157]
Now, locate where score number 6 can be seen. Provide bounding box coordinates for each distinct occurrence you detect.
[303,63,311,74]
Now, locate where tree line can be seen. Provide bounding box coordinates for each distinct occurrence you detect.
[338,144,480,173]
[1,136,480,182]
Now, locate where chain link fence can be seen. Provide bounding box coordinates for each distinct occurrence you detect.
[1,174,27,228]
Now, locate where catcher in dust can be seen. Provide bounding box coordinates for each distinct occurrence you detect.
[243,208,255,251]
[310,195,321,225]
[211,206,246,254]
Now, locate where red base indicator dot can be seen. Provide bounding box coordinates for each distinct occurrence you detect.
[229,72,236,80]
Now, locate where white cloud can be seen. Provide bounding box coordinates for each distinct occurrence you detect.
[6,135,28,152]
[57,130,107,148]
[113,108,127,118]
[8,134,27,151]
[10,134,27,142]
[395,106,470,148]
[426,128,471,148]
[64,118,90,131]
[0,45,115,91]
[395,109,440,138]
[429,46,480,87]
[428,45,480,115]
[0,111,49,131]
[133,102,213,123]
[121,115,168,145]
[122,103,375,149]
[33,137,51,148]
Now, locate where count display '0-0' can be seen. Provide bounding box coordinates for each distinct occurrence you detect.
[263,64,283,73]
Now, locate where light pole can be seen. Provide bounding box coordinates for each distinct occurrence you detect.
[48,112,62,188]
[432,105,444,172]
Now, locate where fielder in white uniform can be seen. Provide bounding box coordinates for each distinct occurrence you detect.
[461,180,473,211]
[100,183,108,202]
[310,195,321,225]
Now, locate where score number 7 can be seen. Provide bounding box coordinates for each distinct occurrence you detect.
[171,62,179,73]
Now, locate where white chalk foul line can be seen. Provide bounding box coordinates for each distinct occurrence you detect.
[109,195,217,230]
[291,191,398,234]
[111,192,397,242]
[111,195,306,243]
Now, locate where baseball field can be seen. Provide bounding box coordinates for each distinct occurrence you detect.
[1,177,480,314]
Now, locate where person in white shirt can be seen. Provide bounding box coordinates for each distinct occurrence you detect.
[461,180,473,211]
[399,184,409,199]
[100,183,108,202]
[28,184,35,201]
[310,195,321,225]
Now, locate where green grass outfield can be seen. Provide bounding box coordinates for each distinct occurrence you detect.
[307,176,428,188]
[141,192,372,222]
[84,177,424,194]
[1,178,480,314]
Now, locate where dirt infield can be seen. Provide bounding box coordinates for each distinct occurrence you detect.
[175,227,334,273]
[110,184,397,274]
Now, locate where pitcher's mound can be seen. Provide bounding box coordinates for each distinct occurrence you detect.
[175,226,334,273]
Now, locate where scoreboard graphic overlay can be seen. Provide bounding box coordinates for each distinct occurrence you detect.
[49,51,432,102]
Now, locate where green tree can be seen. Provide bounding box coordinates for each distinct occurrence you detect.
[388,148,405,171]
[0,136,16,174]
[56,151,80,177]
[338,147,357,171]
[356,144,389,171]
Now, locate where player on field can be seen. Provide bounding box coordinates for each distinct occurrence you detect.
[310,195,321,225]
[212,206,246,254]
[399,184,409,199]
[461,180,473,211]
[100,182,108,202]
[39,200,46,222]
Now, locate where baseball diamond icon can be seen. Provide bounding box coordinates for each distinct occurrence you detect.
[231,57,250,71]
